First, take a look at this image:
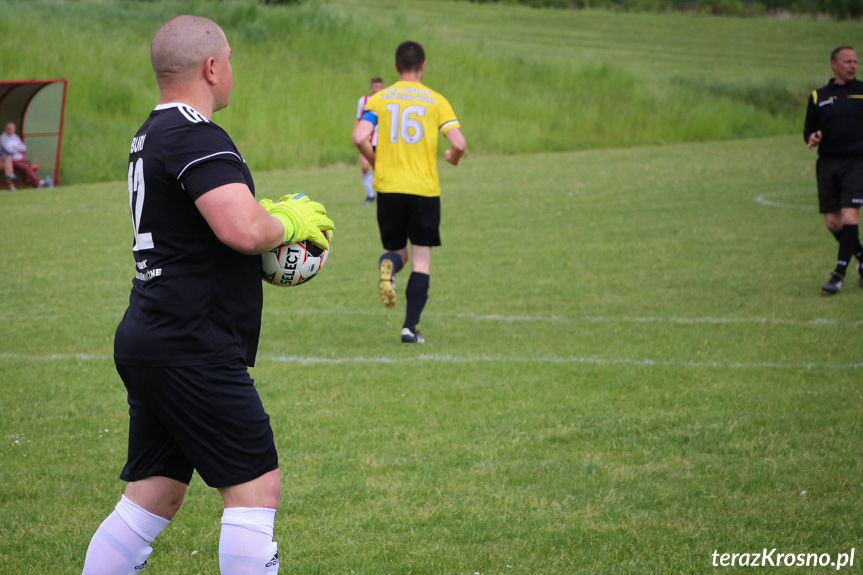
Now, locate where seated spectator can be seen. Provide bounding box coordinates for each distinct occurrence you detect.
[0,122,51,189]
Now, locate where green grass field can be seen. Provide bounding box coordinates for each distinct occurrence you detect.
[2,134,862,574]
[3,0,863,573]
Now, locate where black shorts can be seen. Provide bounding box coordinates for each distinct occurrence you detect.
[817,156,863,213]
[376,193,441,250]
[117,361,278,489]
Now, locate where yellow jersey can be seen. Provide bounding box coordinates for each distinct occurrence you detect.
[362,80,460,197]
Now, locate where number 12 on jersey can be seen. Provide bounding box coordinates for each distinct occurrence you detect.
[128,158,154,251]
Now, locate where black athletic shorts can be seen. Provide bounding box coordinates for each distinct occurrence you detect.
[816,156,863,213]
[376,193,441,250]
[117,361,278,489]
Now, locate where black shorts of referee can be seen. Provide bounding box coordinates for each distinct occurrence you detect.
[817,156,863,213]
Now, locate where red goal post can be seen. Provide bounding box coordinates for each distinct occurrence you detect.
[0,79,67,186]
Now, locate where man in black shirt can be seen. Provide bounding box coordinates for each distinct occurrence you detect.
[804,45,863,294]
[82,15,333,575]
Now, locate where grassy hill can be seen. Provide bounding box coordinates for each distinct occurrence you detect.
[0,0,858,183]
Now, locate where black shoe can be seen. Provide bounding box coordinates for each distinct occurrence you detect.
[858,264,863,288]
[401,327,426,344]
[822,272,844,295]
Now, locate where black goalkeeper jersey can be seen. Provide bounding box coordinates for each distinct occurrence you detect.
[114,103,262,367]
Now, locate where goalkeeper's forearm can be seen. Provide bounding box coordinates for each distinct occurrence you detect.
[195,184,288,255]
[228,203,287,254]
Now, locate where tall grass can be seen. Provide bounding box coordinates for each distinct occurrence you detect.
[1,0,858,184]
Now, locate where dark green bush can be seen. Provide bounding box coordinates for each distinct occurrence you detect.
[817,0,863,18]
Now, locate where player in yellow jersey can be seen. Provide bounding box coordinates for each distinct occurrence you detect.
[352,40,466,343]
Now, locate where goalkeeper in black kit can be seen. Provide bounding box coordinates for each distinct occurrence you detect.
[81,15,332,575]
[804,45,863,295]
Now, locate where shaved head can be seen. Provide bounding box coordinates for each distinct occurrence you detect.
[150,15,228,87]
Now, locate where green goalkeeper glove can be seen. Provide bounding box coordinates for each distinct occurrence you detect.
[278,193,335,243]
[259,193,334,249]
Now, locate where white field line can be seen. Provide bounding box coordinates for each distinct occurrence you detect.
[440,312,857,327]
[1,311,856,369]
[753,192,815,210]
[1,352,861,370]
[2,310,859,327]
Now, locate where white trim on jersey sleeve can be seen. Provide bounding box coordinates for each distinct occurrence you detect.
[440,120,460,133]
[177,151,245,180]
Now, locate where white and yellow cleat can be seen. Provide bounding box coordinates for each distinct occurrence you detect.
[379,259,397,308]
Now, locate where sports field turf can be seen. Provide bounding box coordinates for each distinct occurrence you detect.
[2,134,861,573]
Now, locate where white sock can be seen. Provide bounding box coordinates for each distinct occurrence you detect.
[362,172,374,199]
[82,495,170,575]
[219,507,279,575]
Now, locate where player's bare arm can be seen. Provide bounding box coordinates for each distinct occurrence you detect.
[195,183,287,254]
[352,119,376,166]
[444,127,466,166]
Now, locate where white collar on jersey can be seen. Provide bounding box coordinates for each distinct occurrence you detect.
[154,103,210,123]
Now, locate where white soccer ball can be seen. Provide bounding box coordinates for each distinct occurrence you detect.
[261,232,330,287]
